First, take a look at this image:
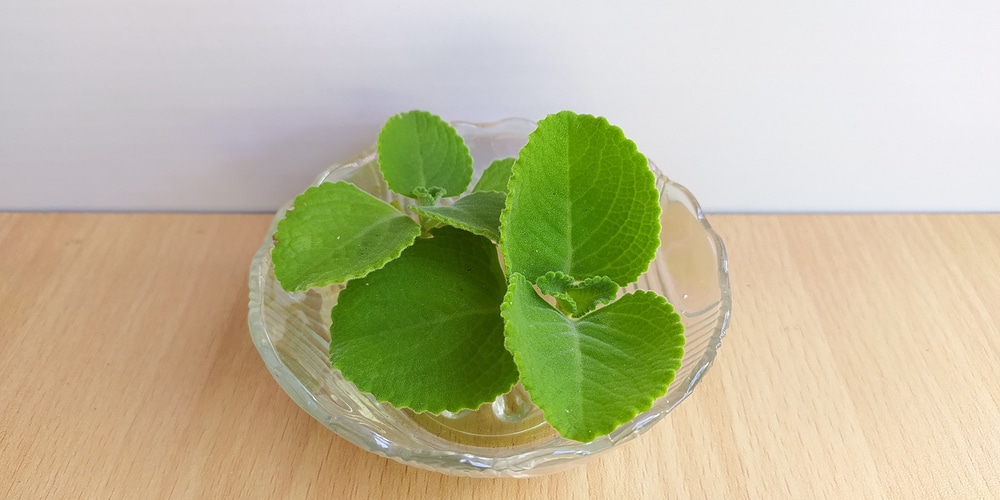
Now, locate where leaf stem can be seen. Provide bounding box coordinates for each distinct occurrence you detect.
[418,213,439,237]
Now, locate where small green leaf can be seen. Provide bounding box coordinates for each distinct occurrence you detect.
[330,226,517,413]
[535,271,619,317]
[413,186,447,206]
[377,110,473,198]
[411,191,506,242]
[502,273,684,442]
[534,271,580,315]
[500,111,661,285]
[272,181,421,292]
[473,157,516,194]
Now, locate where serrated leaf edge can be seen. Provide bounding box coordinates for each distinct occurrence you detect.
[409,191,507,243]
[272,181,421,293]
[410,206,500,242]
[501,273,684,442]
[499,111,663,286]
[534,271,580,315]
[329,227,518,414]
[535,271,621,317]
[330,361,518,415]
[472,157,517,194]
[376,110,474,198]
[568,113,662,285]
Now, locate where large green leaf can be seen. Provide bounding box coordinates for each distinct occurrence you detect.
[502,272,685,442]
[272,181,421,292]
[472,157,516,194]
[377,110,473,199]
[499,111,661,285]
[411,191,506,242]
[330,226,517,413]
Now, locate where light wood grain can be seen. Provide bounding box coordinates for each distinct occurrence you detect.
[2,213,998,499]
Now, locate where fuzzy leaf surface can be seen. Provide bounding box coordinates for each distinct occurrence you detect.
[500,111,661,285]
[411,191,506,242]
[413,186,447,206]
[377,110,473,198]
[330,226,517,413]
[535,271,619,317]
[502,273,684,442]
[473,157,516,194]
[272,181,420,292]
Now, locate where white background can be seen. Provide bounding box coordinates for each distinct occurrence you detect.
[2,0,998,212]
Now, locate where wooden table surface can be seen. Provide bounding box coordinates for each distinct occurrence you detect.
[2,213,998,499]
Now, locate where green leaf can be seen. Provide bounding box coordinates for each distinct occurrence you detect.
[535,271,619,317]
[330,226,517,413]
[502,273,684,442]
[413,186,447,206]
[410,191,506,242]
[473,157,516,194]
[377,110,473,198]
[272,181,421,292]
[499,111,661,285]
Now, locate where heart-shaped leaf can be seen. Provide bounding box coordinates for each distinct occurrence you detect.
[473,157,516,194]
[272,181,421,292]
[535,271,619,317]
[500,111,661,285]
[330,226,517,413]
[502,272,685,442]
[411,191,506,242]
[377,110,473,199]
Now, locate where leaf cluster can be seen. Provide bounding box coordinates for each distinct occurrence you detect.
[271,110,684,442]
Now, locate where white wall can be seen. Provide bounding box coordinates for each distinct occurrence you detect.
[2,0,998,212]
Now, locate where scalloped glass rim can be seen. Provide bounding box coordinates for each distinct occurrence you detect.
[248,117,731,478]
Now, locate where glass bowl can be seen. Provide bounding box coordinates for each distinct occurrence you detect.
[248,118,731,478]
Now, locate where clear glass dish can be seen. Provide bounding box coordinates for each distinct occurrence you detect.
[248,118,731,478]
